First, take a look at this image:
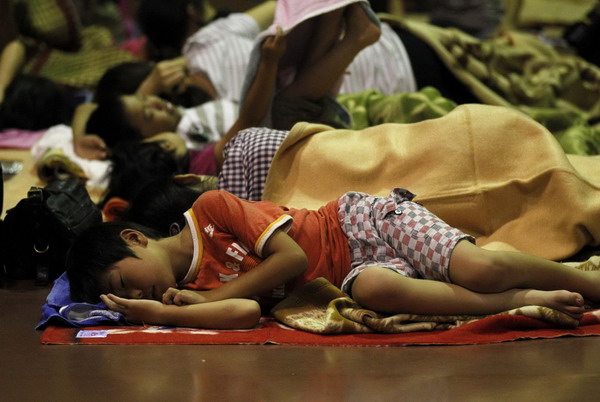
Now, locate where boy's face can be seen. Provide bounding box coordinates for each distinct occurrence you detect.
[99,239,178,302]
[121,94,182,139]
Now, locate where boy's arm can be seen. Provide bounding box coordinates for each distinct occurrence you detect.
[213,27,285,166]
[71,102,109,160]
[167,229,309,305]
[101,294,261,329]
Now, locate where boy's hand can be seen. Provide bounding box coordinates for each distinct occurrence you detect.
[162,287,211,305]
[139,57,189,95]
[100,294,165,324]
[261,26,286,64]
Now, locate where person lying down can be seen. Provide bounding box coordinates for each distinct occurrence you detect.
[64,186,600,330]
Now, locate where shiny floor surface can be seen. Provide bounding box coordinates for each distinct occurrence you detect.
[3,280,600,402]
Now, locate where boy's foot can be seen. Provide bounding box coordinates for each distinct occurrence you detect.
[515,289,585,319]
[343,2,381,49]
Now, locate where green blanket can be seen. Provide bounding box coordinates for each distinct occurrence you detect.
[378,15,600,155]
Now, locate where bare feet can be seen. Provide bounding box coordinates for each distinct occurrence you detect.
[514,289,585,319]
[342,3,381,49]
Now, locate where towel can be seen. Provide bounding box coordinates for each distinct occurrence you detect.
[37,272,126,329]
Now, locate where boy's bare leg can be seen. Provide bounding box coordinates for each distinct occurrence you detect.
[448,241,600,301]
[279,3,381,101]
[351,266,586,318]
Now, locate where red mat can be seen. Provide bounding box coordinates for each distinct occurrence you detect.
[40,311,600,346]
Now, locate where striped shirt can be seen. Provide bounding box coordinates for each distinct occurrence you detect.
[218,127,288,201]
[183,13,260,103]
[340,22,417,95]
[176,99,239,150]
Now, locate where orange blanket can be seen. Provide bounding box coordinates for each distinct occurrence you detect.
[262,104,600,260]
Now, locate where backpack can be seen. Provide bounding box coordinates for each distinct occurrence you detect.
[1,178,102,285]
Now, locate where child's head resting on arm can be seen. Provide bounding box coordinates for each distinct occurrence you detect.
[66,221,164,303]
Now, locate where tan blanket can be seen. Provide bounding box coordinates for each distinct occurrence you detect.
[271,277,580,334]
[262,104,600,260]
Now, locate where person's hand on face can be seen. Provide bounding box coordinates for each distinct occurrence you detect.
[145,57,189,95]
[144,132,188,160]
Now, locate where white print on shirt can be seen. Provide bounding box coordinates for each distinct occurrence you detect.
[219,273,238,282]
[204,223,214,238]
[225,261,240,272]
[225,242,249,261]
[219,242,251,283]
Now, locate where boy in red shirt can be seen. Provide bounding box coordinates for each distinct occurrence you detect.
[66,188,600,329]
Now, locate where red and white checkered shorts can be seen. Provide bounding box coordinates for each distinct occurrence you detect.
[338,188,474,295]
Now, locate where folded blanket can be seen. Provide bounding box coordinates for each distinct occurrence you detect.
[273,254,600,334]
[262,104,600,260]
[271,277,580,334]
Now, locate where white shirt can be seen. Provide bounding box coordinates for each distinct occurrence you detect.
[176,99,239,150]
[340,23,416,95]
[183,14,260,103]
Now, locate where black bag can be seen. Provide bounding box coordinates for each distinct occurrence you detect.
[1,178,102,285]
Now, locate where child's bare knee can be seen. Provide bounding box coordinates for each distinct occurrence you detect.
[351,267,406,311]
[351,268,386,307]
[450,247,511,292]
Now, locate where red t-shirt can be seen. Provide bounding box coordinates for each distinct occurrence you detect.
[181,190,351,303]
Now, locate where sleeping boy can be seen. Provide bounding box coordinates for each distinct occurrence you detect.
[65,188,597,329]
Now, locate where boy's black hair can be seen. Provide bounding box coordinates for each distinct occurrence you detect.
[101,141,189,208]
[66,221,163,303]
[124,176,207,236]
[0,74,71,131]
[85,94,141,148]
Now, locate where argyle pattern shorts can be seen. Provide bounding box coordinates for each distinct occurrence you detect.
[338,188,474,295]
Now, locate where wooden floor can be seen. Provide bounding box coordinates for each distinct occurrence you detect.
[3,279,600,402]
[4,148,600,401]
